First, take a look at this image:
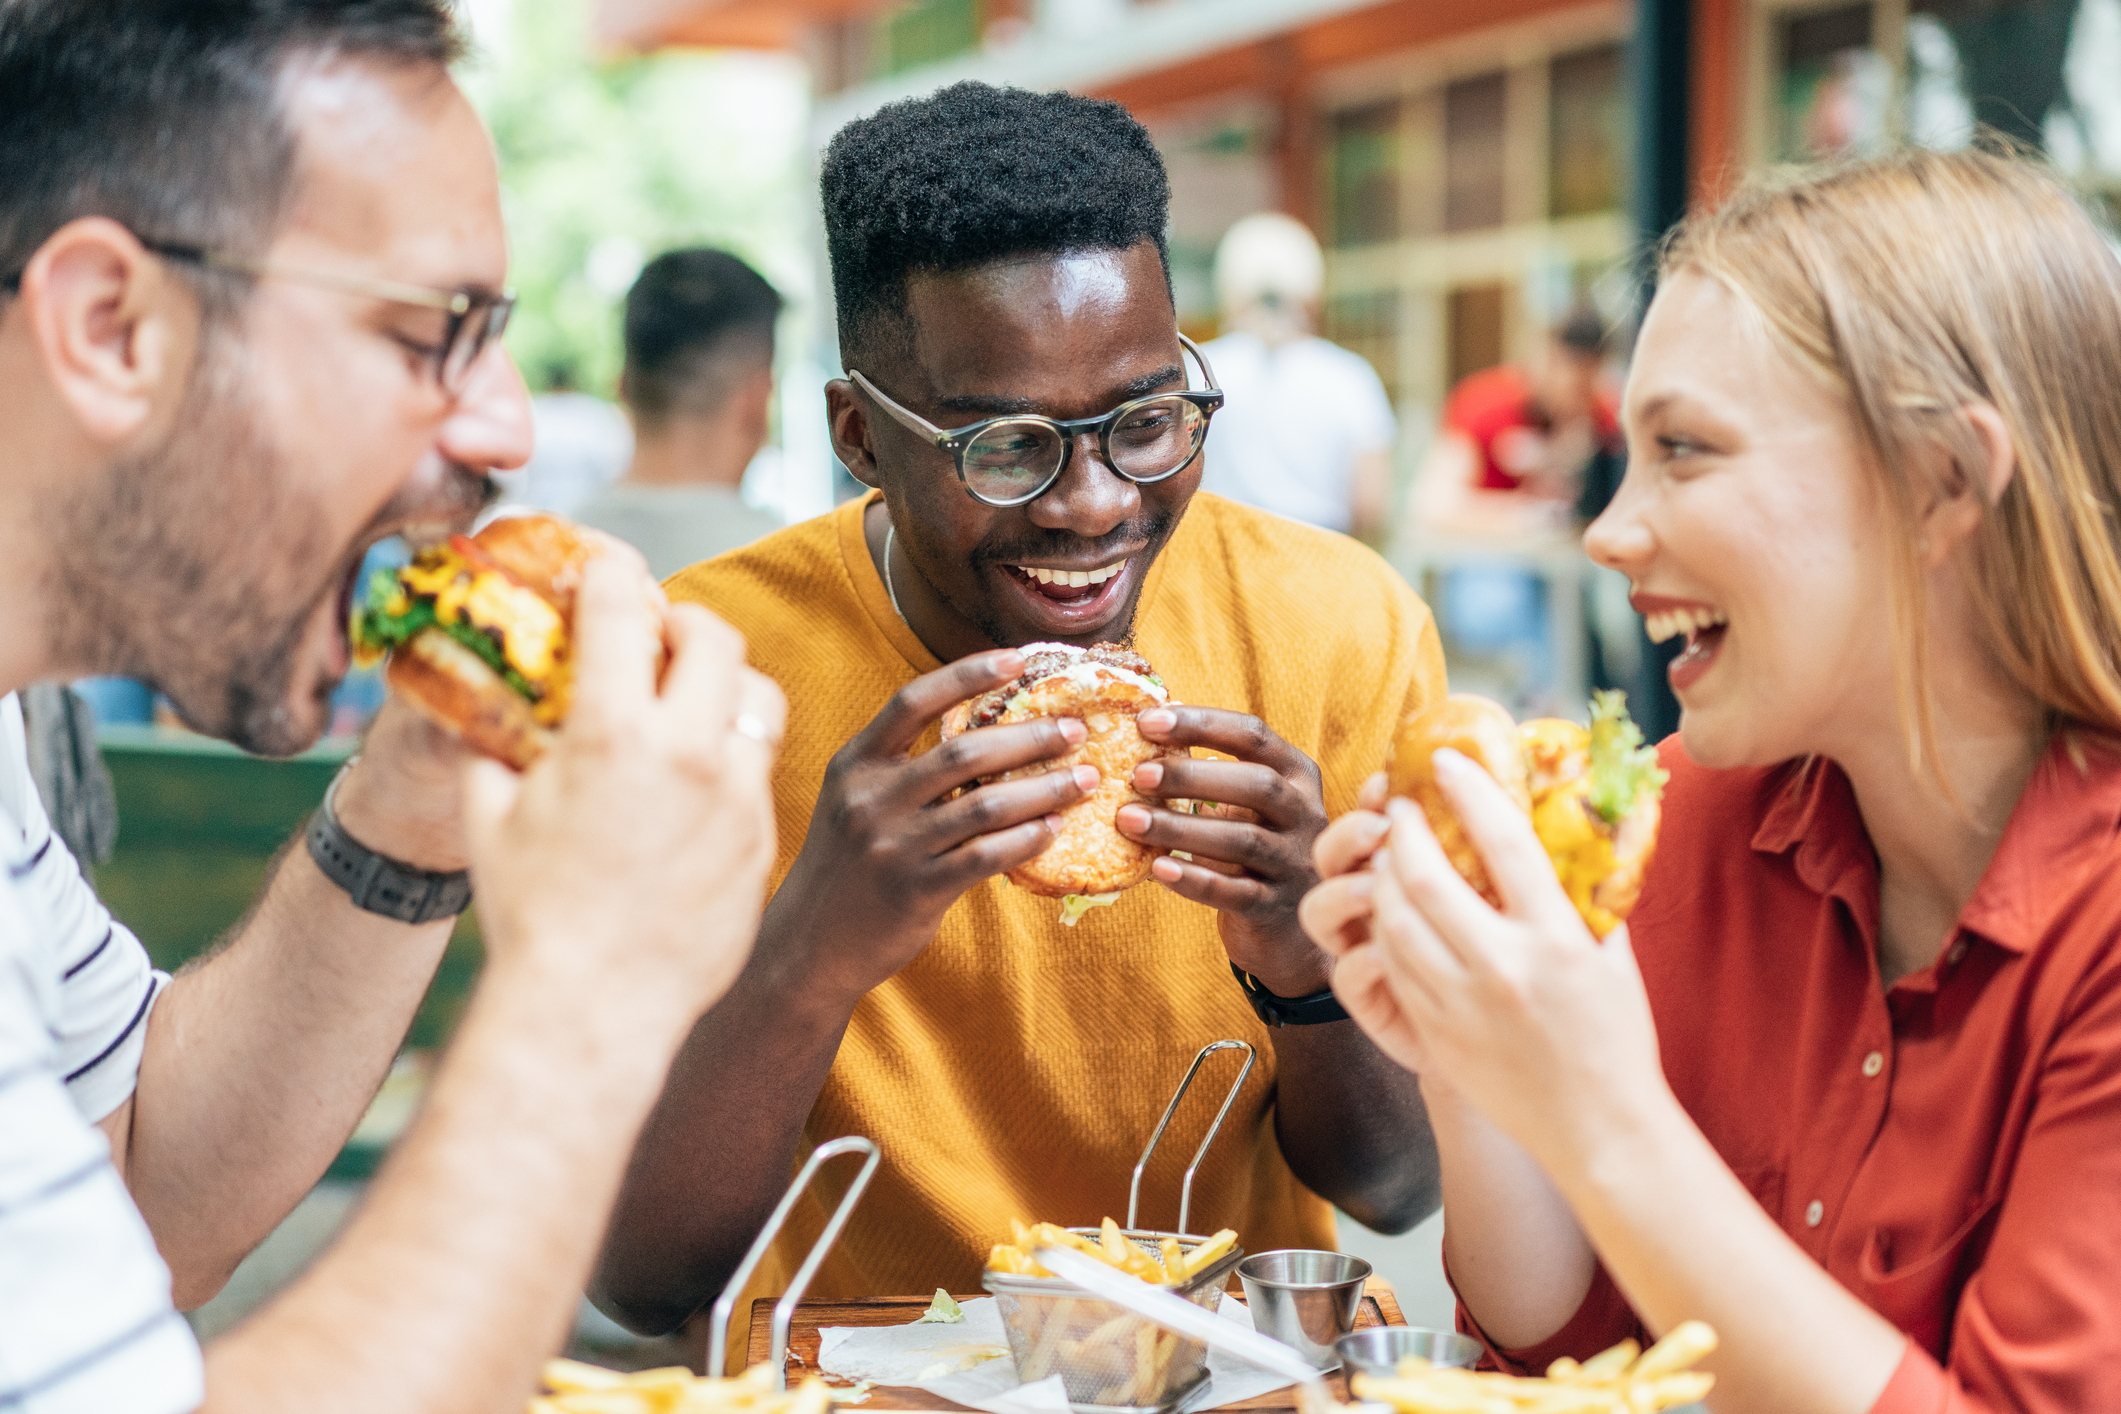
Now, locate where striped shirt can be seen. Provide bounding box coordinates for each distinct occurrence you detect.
[0,696,165,1121]
[0,697,202,1411]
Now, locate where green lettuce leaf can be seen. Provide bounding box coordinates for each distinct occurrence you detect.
[915,1289,964,1324]
[349,567,540,702]
[1585,690,1668,824]
[1058,892,1121,927]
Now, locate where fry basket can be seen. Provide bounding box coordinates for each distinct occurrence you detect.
[707,1134,882,1386]
[982,1041,1255,1414]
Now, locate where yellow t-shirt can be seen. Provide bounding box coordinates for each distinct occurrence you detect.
[665,491,1445,1351]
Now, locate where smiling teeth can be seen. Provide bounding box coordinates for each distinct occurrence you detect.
[1644,606,1730,644]
[1019,561,1125,588]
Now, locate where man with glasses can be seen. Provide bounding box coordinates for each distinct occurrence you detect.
[0,4,782,1411]
[597,82,1449,1347]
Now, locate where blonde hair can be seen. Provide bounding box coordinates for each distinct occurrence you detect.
[1665,148,2121,772]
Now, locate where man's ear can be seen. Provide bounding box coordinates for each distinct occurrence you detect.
[825,378,881,489]
[1917,402,2017,571]
[18,217,192,446]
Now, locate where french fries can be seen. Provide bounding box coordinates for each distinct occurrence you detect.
[983,1218,1244,1408]
[1350,1321,1717,1414]
[528,1359,837,1414]
[984,1218,1239,1285]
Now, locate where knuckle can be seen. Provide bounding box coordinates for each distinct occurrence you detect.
[959,788,1005,831]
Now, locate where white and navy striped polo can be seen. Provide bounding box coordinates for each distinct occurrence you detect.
[0,695,201,1411]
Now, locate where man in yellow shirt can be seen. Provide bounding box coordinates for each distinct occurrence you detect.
[595,82,1448,1342]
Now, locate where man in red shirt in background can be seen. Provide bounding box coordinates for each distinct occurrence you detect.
[1420,305,1620,518]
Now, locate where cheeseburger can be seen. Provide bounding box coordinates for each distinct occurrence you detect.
[350,514,598,769]
[941,642,1182,925]
[1387,690,1665,937]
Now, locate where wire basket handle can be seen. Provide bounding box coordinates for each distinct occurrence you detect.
[1125,1040,1255,1237]
[706,1134,882,1384]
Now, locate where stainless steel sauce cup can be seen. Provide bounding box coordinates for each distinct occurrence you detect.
[1235,1250,1372,1370]
[1335,1325,1482,1376]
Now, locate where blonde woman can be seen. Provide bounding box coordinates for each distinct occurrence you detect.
[1301,149,2121,1413]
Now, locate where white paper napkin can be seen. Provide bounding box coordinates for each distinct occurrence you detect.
[817,1295,1300,1414]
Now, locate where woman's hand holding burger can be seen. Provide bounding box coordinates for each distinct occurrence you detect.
[1299,715,1669,1174]
[460,553,788,1033]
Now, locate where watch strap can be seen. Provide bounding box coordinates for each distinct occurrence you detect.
[1230,962,1349,1028]
[305,760,472,925]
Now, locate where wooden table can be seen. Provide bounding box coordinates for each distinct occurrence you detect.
[748,1279,1408,1412]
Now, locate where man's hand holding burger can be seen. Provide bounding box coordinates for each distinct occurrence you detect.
[1116,707,1333,995]
[770,650,1099,1001]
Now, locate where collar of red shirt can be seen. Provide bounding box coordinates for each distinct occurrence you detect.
[1747,729,2121,958]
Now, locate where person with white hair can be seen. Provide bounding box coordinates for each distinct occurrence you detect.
[1199,212,1397,540]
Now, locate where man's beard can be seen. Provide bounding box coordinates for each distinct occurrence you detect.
[40,333,342,758]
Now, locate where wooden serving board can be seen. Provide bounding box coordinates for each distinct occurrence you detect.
[747,1278,1408,1413]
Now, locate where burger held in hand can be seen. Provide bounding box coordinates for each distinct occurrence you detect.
[1387,690,1666,937]
[942,642,1183,925]
[350,514,601,769]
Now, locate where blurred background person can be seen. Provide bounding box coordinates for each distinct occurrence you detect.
[574,248,785,578]
[1198,212,1396,542]
[1400,306,1626,716]
[1412,304,1621,535]
[503,357,634,517]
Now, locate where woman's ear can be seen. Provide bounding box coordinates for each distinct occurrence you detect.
[1917,403,2016,570]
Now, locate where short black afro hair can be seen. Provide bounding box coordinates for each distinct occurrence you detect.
[821,81,1171,366]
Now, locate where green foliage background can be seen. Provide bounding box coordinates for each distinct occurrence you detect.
[463,0,813,397]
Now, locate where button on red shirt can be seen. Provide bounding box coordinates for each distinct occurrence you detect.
[1460,731,2121,1412]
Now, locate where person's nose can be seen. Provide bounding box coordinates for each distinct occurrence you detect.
[1582,459,1655,575]
[1027,430,1138,540]
[438,345,534,475]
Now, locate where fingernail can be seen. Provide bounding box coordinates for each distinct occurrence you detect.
[1387,798,1417,824]
[1134,761,1164,789]
[1348,873,1374,900]
[1152,857,1183,882]
[1359,813,1390,841]
[1138,709,1175,733]
[1058,718,1087,745]
[1432,747,1471,775]
[1044,813,1064,832]
[993,650,1025,676]
[1072,764,1100,791]
[1117,804,1150,835]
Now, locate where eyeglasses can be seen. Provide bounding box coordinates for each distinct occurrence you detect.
[851,334,1225,507]
[4,237,515,397]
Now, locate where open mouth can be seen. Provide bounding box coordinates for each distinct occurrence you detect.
[998,557,1133,631]
[1009,559,1126,601]
[1644,603,1728,691]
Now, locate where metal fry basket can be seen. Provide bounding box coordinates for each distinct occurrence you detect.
[982,1041,1255,1414]
[706,1134,882,1385]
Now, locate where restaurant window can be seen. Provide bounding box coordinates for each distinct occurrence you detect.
[1328,100,1403,247]
[1548,44,1629,218]
[1447,283,1507,389]
[1323,290,1403,408]
[1444,72,1508,232]
[872,0,981,78]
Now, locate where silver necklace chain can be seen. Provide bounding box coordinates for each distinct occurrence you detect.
[883,522,907,624]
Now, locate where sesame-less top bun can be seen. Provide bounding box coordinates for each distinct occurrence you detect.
[1385,694,1531,908]
[940,642,1183,909]
[468,513,597,614]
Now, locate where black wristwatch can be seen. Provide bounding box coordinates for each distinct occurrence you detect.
[1230,963,1349,1028]
[305,759,473,925]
